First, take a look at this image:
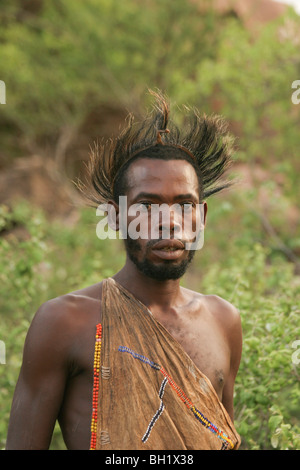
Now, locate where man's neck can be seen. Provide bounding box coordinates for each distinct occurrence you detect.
[112,261,184,312]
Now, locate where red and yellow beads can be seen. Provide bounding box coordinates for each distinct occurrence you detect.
[90,323,102,450]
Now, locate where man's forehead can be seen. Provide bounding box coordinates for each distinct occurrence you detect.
[126,158,199,195]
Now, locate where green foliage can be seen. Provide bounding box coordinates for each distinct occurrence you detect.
[176,16,300,205]
[0,0,217,155]
[4,3,298,159]
[191,197,300,450]
[0,203,48,447]
[205,246,300,449]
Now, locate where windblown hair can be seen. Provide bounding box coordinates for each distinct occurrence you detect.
[77,91,235,206]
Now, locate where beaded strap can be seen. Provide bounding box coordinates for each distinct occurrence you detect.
[142,377,168,443]
[90,324,102,450]
[118,345,234,449]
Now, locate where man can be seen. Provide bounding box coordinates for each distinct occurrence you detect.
[6,92,242,450]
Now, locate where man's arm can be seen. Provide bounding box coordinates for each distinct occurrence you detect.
[221,302,243,422]
[6,298,72,449]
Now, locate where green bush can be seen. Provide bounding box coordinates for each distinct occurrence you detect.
[200,243,300,449]
[191,193,300,450]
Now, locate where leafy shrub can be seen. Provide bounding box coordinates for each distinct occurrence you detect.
[197,219,300,449]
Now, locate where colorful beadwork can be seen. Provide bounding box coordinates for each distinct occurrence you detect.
[90,323,102,450]
[118,345,234,449]
[118,345,160,370]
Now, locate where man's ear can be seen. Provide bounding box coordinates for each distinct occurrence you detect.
[203,201,208,227]
[107,199,120,231]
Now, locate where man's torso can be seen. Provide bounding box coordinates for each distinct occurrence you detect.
[57,281,232,449]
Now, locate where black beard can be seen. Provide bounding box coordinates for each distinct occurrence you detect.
[124,237,196,281]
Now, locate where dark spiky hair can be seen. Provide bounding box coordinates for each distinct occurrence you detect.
[77,90,235,206]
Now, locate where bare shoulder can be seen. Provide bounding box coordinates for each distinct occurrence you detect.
[40,281,103,316]
[202,293,242,360]
[182,286,240,322]
[182,286,242,343]
[27,281,104,347]
[203,294,241,325]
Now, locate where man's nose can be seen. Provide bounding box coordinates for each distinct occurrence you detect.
[156,204,182,236]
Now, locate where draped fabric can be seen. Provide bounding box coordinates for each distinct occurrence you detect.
[93,277,240,450]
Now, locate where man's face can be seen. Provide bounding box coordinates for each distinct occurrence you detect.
[119,158,206,281]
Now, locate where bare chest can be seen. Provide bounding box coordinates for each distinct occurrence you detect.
[153,312,230,400]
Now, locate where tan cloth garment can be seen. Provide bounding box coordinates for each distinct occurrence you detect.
[95,277,241,450]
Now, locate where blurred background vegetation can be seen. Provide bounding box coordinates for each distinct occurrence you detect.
[0,0,299,450]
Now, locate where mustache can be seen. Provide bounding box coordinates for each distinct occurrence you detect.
[146,238,186,250]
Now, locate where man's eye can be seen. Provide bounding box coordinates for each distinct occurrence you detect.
[138,202,152,210]
[182,202,194,211]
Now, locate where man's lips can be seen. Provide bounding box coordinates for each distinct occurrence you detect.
[151,239,185,260]
[151,239,185,251]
